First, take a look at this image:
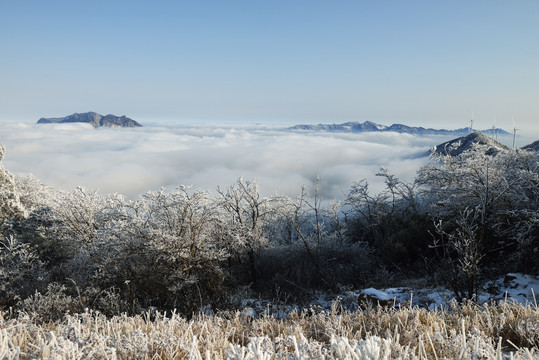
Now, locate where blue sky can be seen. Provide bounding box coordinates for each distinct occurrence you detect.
[1,1,538,134]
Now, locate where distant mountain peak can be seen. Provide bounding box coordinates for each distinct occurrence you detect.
[37,112,142,128]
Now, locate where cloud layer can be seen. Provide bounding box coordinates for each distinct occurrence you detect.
[1,121,452,200]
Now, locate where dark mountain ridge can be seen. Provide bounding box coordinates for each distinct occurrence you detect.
[289,120,509,136]
[37,112,142,128]
[522,140,539,152]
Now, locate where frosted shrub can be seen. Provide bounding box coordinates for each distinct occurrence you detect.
[92,286,143,317]
[432,208,483,302]
[19,282,83,322]
[344,169,429,269]
[12,173,57,213]
[218,178,287,285]
[419,144,539,296]
[1,142,538,323]
[256,238,372,298]
[0,235,46,308]
[278,180,374,293]
[0,145,26,240]
[88,186,237,314]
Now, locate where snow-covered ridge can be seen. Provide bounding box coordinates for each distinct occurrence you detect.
[289,120,509,136]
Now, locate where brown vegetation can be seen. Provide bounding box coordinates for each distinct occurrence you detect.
[0,300,537,359]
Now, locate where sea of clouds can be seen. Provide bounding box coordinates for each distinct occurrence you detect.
[1,121,458,200]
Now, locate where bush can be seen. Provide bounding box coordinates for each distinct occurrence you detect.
[18,283,83,323]
[256,239,373,300]
[0,235,47,309]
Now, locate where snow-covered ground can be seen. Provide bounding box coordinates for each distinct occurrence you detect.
[237,273,538,318]
[483,273,539,304]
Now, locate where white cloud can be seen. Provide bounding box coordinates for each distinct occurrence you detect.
[0,121,454,200]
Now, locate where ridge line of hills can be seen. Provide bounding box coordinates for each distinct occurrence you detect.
[34,113,538,153]
[289,121,538,155]
[289,120,510,137]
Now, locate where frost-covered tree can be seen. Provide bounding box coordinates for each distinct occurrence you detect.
[89,186,235,313]
[431,208,483,301]
[344,168,427,267]
[418,143,539,296]
[418,144,539,258]
[0,146,50,308]
[0,235,47,308]
[267,179,372,292]
[217,178,276,283]
[12,173,56,213]
[418,144,508,239]
[19,183,240,314]
[492,149,539,272]
[290,178,346,275]
[0,145,26,240]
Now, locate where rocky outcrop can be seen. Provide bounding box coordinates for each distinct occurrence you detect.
[37,112,142,128]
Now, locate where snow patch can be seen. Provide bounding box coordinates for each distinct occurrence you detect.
[361,288,392,301]
[484,273,539,305]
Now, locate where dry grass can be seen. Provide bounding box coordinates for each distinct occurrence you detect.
[0,299,537,359]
